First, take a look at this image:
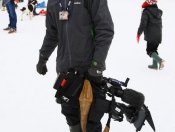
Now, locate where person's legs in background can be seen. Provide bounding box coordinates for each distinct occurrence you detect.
[146,42,165,70]
[3,5,11,31]
[5,2,17,33]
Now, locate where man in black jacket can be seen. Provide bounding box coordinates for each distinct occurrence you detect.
[36,0,114,131]
[137,0,165,70]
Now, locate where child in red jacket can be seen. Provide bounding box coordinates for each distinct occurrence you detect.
[137,0,165,70]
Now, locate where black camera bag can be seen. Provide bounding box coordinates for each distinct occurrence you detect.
[54,72,84,106]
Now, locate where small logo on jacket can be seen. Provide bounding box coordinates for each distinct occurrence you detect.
[61,96,69,102]
[74,2,81,4]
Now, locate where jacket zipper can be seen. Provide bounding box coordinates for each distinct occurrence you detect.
[65,0,72,68]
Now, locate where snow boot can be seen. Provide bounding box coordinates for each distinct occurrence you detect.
[150,52,165,70]
[69,123,82,132]
[3,27,10,31]
[148,59,158,70]
[8,28,17,34]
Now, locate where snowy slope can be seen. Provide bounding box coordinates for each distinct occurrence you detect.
[0,0,175,132]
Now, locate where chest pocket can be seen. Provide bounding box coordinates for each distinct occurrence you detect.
[70,0,92,25]
[73,0,86,12]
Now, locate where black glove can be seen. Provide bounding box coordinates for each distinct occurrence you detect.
[87,67,103,83]
[36,57,48,75]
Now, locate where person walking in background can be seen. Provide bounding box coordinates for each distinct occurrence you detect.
[137,0,165,70]
[2,0,17,34]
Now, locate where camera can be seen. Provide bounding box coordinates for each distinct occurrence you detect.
[94,77,156,131]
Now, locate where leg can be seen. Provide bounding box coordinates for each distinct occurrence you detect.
[61,104,82,132]
[146,42,165,70]
[21,12,24,21]
[5,4,11,29]
[61,103,102,132]
[146,42,159,57]
[28,4,34,19]
[33,7,39,15]
[69,123,82,132]
[150,52,165,70]
[87,121,102,132]
[60,72,102,132]
[29,12,32,20]
[146,43,158,69]
[6,2,17,30]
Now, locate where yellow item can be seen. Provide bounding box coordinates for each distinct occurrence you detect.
[1,6,6,11]
[103,126,110,132]
[79,79,93,132]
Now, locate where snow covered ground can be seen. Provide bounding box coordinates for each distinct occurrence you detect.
[0,0,175,132]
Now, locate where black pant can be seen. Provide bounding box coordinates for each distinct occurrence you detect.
[57,70,102,132]
[146,42,159,57]
[61,104,102,132]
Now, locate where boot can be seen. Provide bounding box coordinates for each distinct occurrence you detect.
[150,52,165,70]
[148,59,158,70]
[69,123,82,132]
[8,28,17,34]
[3,27,11,31]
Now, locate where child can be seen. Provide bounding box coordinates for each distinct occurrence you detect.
[137,0,165,70]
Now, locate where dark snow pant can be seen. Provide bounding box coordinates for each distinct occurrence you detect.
[146,42,159,57]
[58,70,102,132]
[61,104,102,132]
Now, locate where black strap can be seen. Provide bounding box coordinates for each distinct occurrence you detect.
[58,0,72,11]
[106,86,115,128]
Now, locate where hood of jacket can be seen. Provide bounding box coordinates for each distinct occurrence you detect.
[145,5,163,19]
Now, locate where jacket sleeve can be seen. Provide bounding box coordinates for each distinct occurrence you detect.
[39,7,58,60]
[90,0,114,70]
[137,10,148,35]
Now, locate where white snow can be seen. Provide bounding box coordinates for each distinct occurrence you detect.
[0,0,175,132]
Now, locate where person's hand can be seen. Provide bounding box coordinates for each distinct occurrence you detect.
[136,35,140,43]
[87,67,103,83]
[36,58,48,75]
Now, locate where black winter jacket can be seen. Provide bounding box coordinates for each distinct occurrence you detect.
[137,5,163,44]
[39,0,114,73]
